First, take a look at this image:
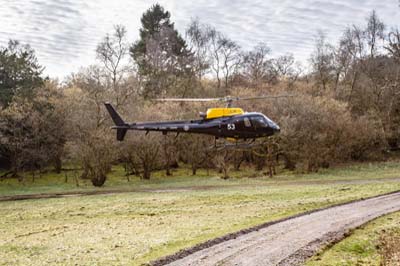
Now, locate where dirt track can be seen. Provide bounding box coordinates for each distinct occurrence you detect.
[155,191,400,266]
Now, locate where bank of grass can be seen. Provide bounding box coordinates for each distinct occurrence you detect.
[0,161,400,265]
[306,211,400,266]
[0,160,400,197]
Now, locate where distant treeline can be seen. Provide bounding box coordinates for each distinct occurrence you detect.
[0,5,399,186]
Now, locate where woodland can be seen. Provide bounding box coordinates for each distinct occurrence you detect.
[0,4,399,186]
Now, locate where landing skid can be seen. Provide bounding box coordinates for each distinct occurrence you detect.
[208,138,267,151]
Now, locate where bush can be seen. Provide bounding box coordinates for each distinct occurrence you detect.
[378,228,400,266]
[273,95,385,171]
[77,131,114,187]
[121,133,162,180]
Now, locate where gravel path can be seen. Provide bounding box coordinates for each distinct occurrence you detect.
[160,191,400,266]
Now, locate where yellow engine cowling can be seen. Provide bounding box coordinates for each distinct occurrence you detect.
[206,108,244,119]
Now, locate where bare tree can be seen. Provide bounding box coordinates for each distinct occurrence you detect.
[162,134,177,176]
[208,28,224,90]
[271,54,302,87]
[219,37,241,91]
[63,77,116,187]
[364,10,385,58]
[187,22,242,92]
[385,29,400,61]
[177,134,213,175]
[96,25,129,88]
[214,150,231,179]
[335,26,365,101]
[64,61,139,186]
[186,19,213,80]
[96,25,136,107]
[310,31,335,91]
[242,43,273,87]
[130,134,162,180]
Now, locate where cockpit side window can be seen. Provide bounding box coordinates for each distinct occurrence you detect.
[244,117,251,127]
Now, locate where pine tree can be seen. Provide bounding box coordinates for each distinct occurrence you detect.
[0,40,44,108]
[130,4,192,98]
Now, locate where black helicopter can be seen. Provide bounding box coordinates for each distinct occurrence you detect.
[104,96,283,146]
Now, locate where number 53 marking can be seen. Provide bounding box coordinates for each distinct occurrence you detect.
[227,124,235,130]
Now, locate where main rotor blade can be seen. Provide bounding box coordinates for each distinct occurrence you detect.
[155,98,222,102]
[237,95,297,101]
[155,95,296,103]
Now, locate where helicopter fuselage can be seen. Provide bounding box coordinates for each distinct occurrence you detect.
[105,103,280,141]
[124,113,280,139]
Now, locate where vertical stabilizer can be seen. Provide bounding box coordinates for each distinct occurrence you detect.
[104,102,129,141]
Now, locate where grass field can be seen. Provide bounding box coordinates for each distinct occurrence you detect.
[1,161,400,196]
[0,161,400,265]
[306,211,400,266]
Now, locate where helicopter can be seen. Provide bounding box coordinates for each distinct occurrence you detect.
[104,95,285,148]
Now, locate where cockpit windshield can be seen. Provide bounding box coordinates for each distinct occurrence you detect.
[251,116,269,128]
[262,115,278,128]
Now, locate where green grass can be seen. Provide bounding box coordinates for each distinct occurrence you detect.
[1,160,400,196]
[0,161,400,265]
[306,211,400,266]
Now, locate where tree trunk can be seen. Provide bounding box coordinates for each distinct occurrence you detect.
[221,166,229,179]
[54,157,62,174]
[192,164,197,175]
[91,174,106,187]
[80,167,89,179]
[234,152,244,171]
[74,170,80,187]
[164,135,172,176]
[142,165,151,180]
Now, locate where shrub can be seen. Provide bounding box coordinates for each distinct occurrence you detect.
[378,228,400,266]
[233,88,387,172]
